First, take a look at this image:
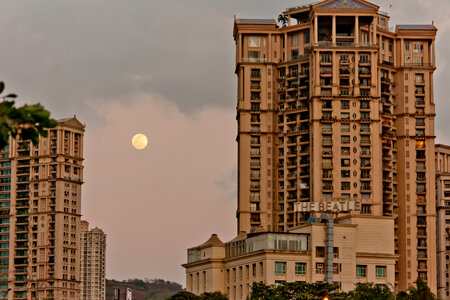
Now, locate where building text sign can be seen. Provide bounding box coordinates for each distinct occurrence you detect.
[294,201,362,212]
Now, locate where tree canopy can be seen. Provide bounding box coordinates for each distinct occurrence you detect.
[0,82,57,149]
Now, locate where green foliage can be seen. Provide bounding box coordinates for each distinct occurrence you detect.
[167,291,199,300]
[166,291,228,300]
[346,283,395,300]
[248,282,343,300]
[0,82,57,149]
[200,292,228,300]
[106,278,183,300]
[398,278,438,300]
[277,14,288,27]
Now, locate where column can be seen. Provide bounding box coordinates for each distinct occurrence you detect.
[332,15,336,46]
[372,19,377,46]
[355,16,359,46]
[314,15,319,45]
[379,35,382,63]
[393,39,397,67]
[238,34,242,62]
[268,34,272,63]
[284,32,288,61]
[400,39,404,67]
[432,39,436,66]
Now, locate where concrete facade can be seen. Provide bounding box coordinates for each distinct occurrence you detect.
[183,216,396,300]
[233,0,437,293]
[0,117,85,300]
[80,221,106,300]
[435,144,450,299]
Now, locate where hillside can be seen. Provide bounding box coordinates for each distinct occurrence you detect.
[106,278,184,300]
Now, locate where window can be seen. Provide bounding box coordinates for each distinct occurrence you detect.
[341,147,350,155]
[356,265,367,277]
[275,262,286,274]
[375,266,386,278]
[415,73,424,84]
[291,34,299,46]
[360,124,370,132]
[341,170,350,178]
[341,182,350,190]
[295,263,306,275]
[321,54,331,63]
[341,136,350,144]
[248,36,260,47]
[341,159,350,167]
[341,123,350,132]
[250,203,259,212]
[341,112,350,120]
[360,55,369,63]
[322,124,332,133]
[304,31,310,44]
[322,135,332,144]
[248,51,260,62]
[405,41,410,52]
[316,247,325,258]
[413,43,423,53]
[341,101,350,109]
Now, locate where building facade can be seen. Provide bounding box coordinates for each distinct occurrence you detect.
[233,0,437,293]
[435,144,450,299]
[0,117,85,300]
[184,215,396,300]
[80,220,107,300]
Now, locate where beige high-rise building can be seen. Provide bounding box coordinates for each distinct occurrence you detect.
[233,0,437,293]
[435,144,450,299]
[80,220,106,300]
[0,116,85,300]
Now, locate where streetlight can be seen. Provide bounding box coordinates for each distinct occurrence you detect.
[32,275,46,300]
[388,282,397,300]
[0,289,11,299]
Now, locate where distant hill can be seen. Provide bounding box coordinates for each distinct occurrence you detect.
[106,278,184,300]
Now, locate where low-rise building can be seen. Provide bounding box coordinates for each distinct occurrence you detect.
[183,215,396,299]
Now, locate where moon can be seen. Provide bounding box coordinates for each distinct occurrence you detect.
[132,134,148,150]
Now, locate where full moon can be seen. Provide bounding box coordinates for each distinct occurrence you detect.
[132,134,148,150]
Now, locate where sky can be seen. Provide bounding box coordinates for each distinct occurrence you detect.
[0,0,449,286]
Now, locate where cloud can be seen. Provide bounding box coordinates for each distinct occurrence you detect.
[81,94,237,283]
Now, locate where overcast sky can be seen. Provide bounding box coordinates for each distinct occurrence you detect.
[0,0,449,285]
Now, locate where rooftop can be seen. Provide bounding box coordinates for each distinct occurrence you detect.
[235,18,276,25]
[397,24,437,31]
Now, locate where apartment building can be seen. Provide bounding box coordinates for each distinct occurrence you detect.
[0,116,85,300]
[233,0,437,293]
[184,215,396,299]
[436,144,450,299]
[80,220,106,300]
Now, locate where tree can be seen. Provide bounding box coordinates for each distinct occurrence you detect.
[167,291,200,300]
[277,14,288,27]
[347,283,395,300]
[199,292,228,300]
[248,282,346,300]
[0,82,57,149]
[403,278,437,300]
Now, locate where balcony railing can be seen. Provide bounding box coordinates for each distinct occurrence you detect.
[242,58,267,63]
[405,63,433,68]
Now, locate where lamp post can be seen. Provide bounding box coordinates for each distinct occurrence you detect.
[388,282,397,300]
[0,288,11,299]
[32,275,46,300]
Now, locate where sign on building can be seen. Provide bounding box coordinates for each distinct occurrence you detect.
[294,201,362,212]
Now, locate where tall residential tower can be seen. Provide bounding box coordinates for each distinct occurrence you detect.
[80,220,106,300]
[435,144,450,299]
[234,0,437,293]
[0,117,85,300]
